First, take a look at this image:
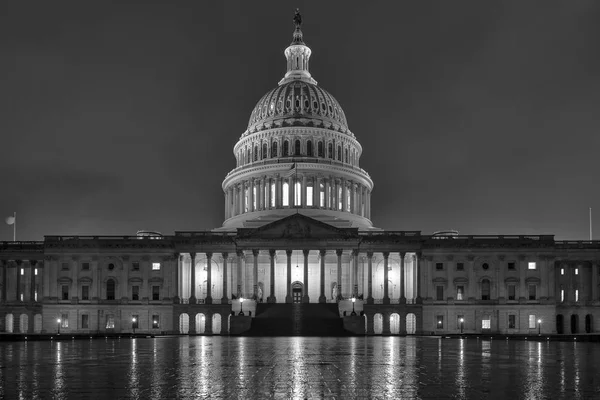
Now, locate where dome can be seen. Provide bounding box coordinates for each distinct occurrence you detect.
[247,81,349,135]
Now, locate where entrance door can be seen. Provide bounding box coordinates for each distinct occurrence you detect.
[292,288,302,303]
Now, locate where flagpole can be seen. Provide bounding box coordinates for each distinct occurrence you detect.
[13,212,16,242]
[590,208,593,241]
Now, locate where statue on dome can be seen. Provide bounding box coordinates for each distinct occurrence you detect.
[293,9,302,28]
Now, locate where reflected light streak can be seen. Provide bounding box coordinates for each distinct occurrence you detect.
[127,339,139,399]
[52,341,66,400]
[524,341,543,400]
[291,336,306,398]
[386,337,397,395]
[455,338,466,400]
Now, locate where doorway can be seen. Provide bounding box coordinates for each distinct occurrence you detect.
[292,281,303,303]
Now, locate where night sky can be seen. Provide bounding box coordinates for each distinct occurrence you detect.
[2,1,599,241]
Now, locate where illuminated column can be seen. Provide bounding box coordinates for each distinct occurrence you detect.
[383,252,390,304]
[189,252,197,303]
[286,250,292,303]
[16,260,21,302]
[367,252,374,304]
[319,250,326,303]
[259,178,264,210]
[30,260,37,302]
[205,252,213,304]
[236,251,243,297]
[252,250,259,299]
[1,260,6,302]
[265,178,271,209]
[276,174,282,208]
[221,253,229,303]
[400,252,406,303]
[268,250,276,303]
[325,178,331,209]
[313,176,319,207]
[289,177,294,207]
[303,250,309,303]
[302,175,307,206]
[336,249,343,300]
[352,250,359,297]
[416,254,422,303]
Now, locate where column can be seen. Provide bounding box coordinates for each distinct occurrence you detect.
[268,250,276,303]
[276,175,282,208]
[302,175,307,207]
[383,252,390,304]
[189,252,196,304]
[325,178,331,209]
[286,250,292,303]
[224,189,229,220]
[259,178,264,210]
[352,250,359,297]
[313,176,319,207]
[1,260,6,302]
[303,250,309,303]
[400,252,406,303]
[334,179,340,210]
[319,250,326,303]
[16,260,21,302]
[467,256,475,300]
[221,253,229,303]
[30,260,37,302]
[249,179,255,212]
[592,260,598,302]
[342,179,348,211]
[416,253,422,303]
[173,253,180,303]
[336,249,343,300]
[205,252,213,304]
[236,251,243,297]
[350,182,356,214]
[367,252,374,304]
[252,250,259,299]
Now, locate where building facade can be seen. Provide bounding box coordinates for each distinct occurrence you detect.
[1,13,599,336]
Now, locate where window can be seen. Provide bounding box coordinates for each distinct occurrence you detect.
[456,285,464,300]
[436,286,444,301]
[528,284,537,300]
[271,141,278,158]
[152,263,161,271]
[508,262,516,270]
[560,287,565,302]
[528,262,536,270]
[575,268,579,275]
[152,286,160,301]
[132,314,139,329]
[282,182,289,206]
[132,262,140,271]
[482,318,491,329]
[262,143,267,159]
[82,262,90,270]
[436,316,444,329]
[108,263,115,271]
[61,263,69,270]
[560,268,564,275]
[344,148,349,163]
[435,263,444,271]
[61,314,69,328]
[575,289,579,302]
[253,186,257,210]
[528,315,536,329]
[62,285,69,300]
[283,141,289,156]
[328,143,333,159]
[81,314,89,329]
[21,268,24,275]
[106,279,116,300]
[482,263,489,270]
[337,145,342,161]
[338,186,342,210]
[307,140,313,157]
[508,315,516,329]
[152,315,160,329]
[81,286,89,301]
[456,263,464,271]
[106,315,115,329]
[270,182,275,208]
[319,184,325,207]
[481,279,490,300]
[306,186,313,206]
[132,286,140,301]
[318,141,324,157]
[294,181,301,206]
[34,268,37,275]
[253,145,258,161]
[508,285,516,300]
[294,140,301,155]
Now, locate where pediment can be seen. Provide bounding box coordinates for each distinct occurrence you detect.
[236,213,359,240]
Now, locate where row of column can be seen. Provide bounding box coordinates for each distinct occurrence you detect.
[184,250,420,304]
[0,260,39,303]
[224,175,371,220]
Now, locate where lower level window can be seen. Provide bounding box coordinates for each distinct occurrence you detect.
[61,314,69,328]
[81,314,89,329]
[528,315,536,329]
[508,314,516,329]
[436,316,444,329]
[152,286,160,301]
[106,315,115,329]
[152,315,160,329]
[482,318,491,329]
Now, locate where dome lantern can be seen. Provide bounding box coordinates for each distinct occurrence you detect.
[279,9,317,86]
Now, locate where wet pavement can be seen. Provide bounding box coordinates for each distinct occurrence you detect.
[0,336,598,399]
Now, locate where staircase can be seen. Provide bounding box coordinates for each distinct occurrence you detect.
[245,303,350,336]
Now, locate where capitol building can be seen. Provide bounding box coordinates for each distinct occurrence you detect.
[1,12,599,337]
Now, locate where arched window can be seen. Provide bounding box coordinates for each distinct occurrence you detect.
[345,148,349,163]
[271,142,278,158]
[328,143,333,159]
[283,141,290,157]
[307,140,313,157]
[247,149,251,164]
[253,145,258,162]
[282,182,289,206]
[337,146,342,161]
[319,183,325,207]
[318,141,324,157]
[262,143,268,159]
[481,279,490,300]
[294,180,301,206]
[106,279,115,300]
[294,140,301,156]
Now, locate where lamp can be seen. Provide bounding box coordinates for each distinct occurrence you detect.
[538,318,541,335]
[351,297,356,316]
[57,318,61,334]
[460,318,464,334]
[132,317,137,335]
[239,297,245,316]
